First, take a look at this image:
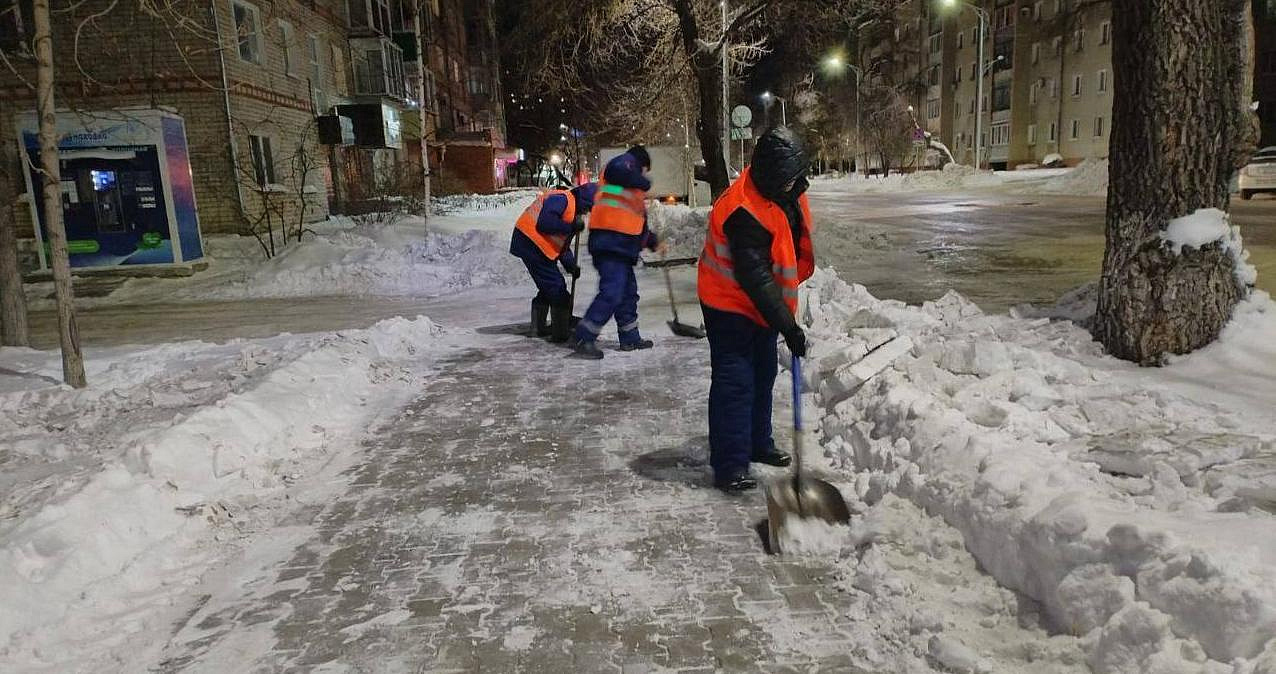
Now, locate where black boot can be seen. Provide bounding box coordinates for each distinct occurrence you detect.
[530,299,550,338]
[618,338,654,352]
[715,472,758,493]
[548,302,573,343]
[571,339,605,360]
[751,447,792,468]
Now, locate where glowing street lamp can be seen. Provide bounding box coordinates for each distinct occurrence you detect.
[761,91,787,127]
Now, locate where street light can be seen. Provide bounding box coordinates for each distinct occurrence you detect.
[940,0,990,170]
[823,55,866,177]
[761,91,787,127]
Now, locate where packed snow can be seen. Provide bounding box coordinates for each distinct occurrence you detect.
[796,268,1276,673]
[1160,208,1259,287]
[0,317,453,669]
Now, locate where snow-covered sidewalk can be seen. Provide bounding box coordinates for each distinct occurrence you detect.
[798,269,1276,673]
[809,159,1109,197]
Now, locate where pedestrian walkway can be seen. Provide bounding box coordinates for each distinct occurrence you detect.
[149,332,874,672]
[149,329,1085,673]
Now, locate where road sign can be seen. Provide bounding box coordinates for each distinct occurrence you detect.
[730,127,753,140]
[731,105,753,128]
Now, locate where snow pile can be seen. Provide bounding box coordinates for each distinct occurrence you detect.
[0,317,446,668]
[798,268,1276,673]
[1161,208,1258,287]
[431,189,539,215]
[72,218,527,305]
[1027,159,1109,196]
[647,202,709,259]
[815,163,1008,194]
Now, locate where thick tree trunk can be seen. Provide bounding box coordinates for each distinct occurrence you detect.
[672,0,730,199]
[33,0,87,386]
[1094,0,1253,365]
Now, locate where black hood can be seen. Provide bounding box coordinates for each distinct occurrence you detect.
[750,127,809,202]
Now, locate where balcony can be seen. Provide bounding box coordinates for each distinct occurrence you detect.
[352,38,409,102]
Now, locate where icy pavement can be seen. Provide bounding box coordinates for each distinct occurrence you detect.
[141,331,1086,673]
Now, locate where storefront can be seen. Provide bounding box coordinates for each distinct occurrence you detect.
[16,107,204,270]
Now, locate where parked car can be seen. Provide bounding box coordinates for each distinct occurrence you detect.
[1239,146,1276,200]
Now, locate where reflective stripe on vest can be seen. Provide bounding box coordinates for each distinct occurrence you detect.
[515,190,576,259]
[697,166,815,327]
[589,181,646,236]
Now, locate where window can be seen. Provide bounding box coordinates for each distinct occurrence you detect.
[279,20,301,77]
[991,123,1010,146]
[970,61,977,81]
[1074,29,1085,53]
[1072,73,1083,96]
[969,98,975,114]
[1053,36,1062,57]
[308,35,322,85]
[249,134,276,187]
[1097,69,1108,94]
[1049,77,1058,98]
[1049,122,1058,142]
[1033,0,1043,21]
[1070,119,1080,140]
[331,44,347,91]
[1028,124,1037,145]
[1029,82,1038,105]
[1100,21,1111,45]
[232,0,263,64]
[927,98,940,120]
[930,33,942,54]
[1032,42,1040,64]
[1094,116,1104,137]
[993,82,1010,111]
[929,64,940,86]
[1053,0,1062,16]
[958,31,964,50]
[971,27,977,44]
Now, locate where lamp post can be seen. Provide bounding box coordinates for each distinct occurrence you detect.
[721,1,730,173]
[941,0,989,170]
[761,91,787,127]
[824,54,865,177]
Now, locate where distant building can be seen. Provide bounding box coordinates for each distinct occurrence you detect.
[1257,0,1276,148]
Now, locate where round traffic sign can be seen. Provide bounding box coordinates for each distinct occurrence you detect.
[731,105,753,128]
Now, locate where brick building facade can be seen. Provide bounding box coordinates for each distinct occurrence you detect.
[0,0,509,250]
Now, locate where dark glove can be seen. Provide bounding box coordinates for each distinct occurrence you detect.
[564,262,581,279]
[783,327,807,358]
[572,217,586,233]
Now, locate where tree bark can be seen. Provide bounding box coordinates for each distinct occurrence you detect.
[1095,0,1253,365]
[33,0,87,386]
[672,0,730,199]
[0,196,29,348]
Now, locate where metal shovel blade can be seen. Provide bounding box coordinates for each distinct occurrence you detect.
[668,320,706,339]
[765,477,852,554]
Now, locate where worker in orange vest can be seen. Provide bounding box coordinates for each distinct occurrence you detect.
[510,182,598,342]
[697,128,814,492]
[570,146,666,359]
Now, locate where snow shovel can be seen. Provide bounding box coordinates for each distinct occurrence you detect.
[766,355,851,554]
[660,250,706,339]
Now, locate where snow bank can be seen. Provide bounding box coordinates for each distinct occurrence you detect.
[0,317,445,668]
[798,269,1276,673]
[1025,159,1109,197]
[431,189,539,215]
[647,202,709,259]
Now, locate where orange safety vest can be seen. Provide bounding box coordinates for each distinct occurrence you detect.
[514,189,577,259]
[697,166,815,327]
[588,180,647,235]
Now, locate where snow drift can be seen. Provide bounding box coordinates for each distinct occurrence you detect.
[0,317,446,668]
[798,269,1276,673]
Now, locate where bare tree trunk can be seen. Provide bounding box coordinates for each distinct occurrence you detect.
[33,0,86,386]
[672,0,730,199]
[0,197,29,347]
[1095,0,1254,365]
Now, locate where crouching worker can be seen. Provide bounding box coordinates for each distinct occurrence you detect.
[510,182,598,342]
[697,128,815,492]
[570,146,666,359]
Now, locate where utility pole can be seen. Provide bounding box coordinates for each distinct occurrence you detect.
[721,0,731,174]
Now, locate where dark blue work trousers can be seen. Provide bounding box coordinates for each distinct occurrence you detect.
[519,252,570,306]
[574,253,643,344]
[703,304,778,481]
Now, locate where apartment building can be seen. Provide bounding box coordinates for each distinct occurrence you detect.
[1258,0,1276,147]
[867,0,1114,169]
